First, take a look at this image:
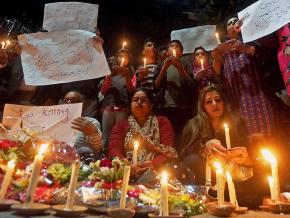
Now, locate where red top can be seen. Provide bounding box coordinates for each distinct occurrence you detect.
[108,116,175,169]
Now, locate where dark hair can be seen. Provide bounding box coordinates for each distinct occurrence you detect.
[143,37,156,48]
[157,44,167,53]
[193,46,206,59]
[168,40,183,52]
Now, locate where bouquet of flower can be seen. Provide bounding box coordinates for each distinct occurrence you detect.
[88,157,126,189]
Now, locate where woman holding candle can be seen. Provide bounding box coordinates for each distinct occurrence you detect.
[100,48,136,153]
[192,46,218,92]
[211,17,275,137]
[108,88,177,179]
[177,85,268,207]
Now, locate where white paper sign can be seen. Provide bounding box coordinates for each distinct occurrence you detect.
[238,0,290,43]
[43,2,98,32]
[2,103,82,146]
[171,25,218,53]
[18,30,110,86]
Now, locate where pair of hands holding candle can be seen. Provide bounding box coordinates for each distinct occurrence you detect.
[204,139,252,166]
[162,56,184,71]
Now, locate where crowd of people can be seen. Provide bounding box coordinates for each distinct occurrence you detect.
[0,16,289,207]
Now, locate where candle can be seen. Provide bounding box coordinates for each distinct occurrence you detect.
[122,41,127,49]
[120,166,131,208]
[261,149,280,203]
[160,171,169,216]
[172,49,176,57]
[65,160,80,210]
[143,58,147,68]
[224,124,231,149]
[226,172,238,206]
[1,42,5,49]
[4,40,10,49]
[205,158,211,192]
[132,141,139,166]
[25,143,48,206]
[120,57,125,67]
[216,32,221,44]
[214,162,224,207]
[0,159,16,201]
[268,176,275,201]
[200,58,204,70]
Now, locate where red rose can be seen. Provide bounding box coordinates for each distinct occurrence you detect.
[100,158,112,168]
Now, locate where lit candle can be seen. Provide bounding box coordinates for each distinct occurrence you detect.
[261,149,280,203]
[214,162,224,207]
[216,32,221,44]
[224,124,231,149]
[205,158,211,192]
[172,49,176,57]
[120,57,125,67]
[120,166,131,208]
[4,40,10,49]
[268,176,275,201]
[0,159,16,202]
[25,143,48,206]
[132,141,139,166]
[160,171,169,216]
[143,58,147,68]
[200,58,204,70]
[65,160,80,210]
[1,42,5,49]
[122,41,127,49]
[226,172,238,206]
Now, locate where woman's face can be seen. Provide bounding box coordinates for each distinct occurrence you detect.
[131,90,153,119]
[203,90,224,119]
[194,48,208,64]
[226,17,241,39]
[117,52,130,66]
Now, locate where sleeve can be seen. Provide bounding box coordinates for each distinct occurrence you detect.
[151,116,177,168]
[108,121,128,159]
[100,75,112,95]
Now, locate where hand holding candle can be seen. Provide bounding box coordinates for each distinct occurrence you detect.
[25,143,49,206]
[120,166,131,208]
[65,160,80,210]
[224,124,231,149]
[261,149,280,203]
[132,141,139,166]
[0,159,16,202]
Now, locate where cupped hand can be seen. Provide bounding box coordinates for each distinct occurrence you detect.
[71,117,98,136]
[204,139,227,156]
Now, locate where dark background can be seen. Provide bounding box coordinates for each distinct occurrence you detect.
[0,0,257,58]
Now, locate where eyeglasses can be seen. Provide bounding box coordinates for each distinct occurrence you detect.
[132,96,150,103]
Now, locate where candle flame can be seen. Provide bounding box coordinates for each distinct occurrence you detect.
[215,32,219,38]
[144,58,147,66]
[172,49,176,57]
[122,41,127,49]
[226,171,231,179]
[224,123,228,128]
[214,161,222,170]
[134,141,139,150]
[38,143,49,156]
[161,171,168,181]
[261,149,277,165]
[8,159,16,168]
[200,58,203,65]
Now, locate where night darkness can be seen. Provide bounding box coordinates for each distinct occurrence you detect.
[0,0,256,60]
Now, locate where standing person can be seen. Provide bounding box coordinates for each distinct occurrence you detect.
[212,17,275,136]
[100,48,136,153]
[155,40,196,149]
[192,46,218,91]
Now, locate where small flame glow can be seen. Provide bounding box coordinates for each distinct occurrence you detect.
[261,149,277,165]
[38,143,49,156]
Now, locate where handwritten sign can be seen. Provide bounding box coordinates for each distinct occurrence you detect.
[171,25,218,53]
[18,30,110,86]
[43,2,99,32]
[238,0,290,43]
[2,103,82,146]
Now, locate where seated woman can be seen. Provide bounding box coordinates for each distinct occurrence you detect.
[178,85,268,207]
[108,88,178,179]
[63,90,103,162]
